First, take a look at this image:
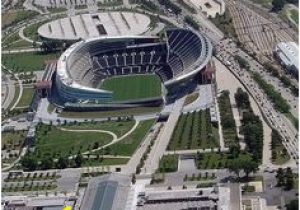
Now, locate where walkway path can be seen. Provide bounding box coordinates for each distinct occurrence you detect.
[65,120,140,158]
[143,96,186,174]
[164,148,229,155]
[19,26,42,45]
[10,76,22,110]
[58,127,118,141]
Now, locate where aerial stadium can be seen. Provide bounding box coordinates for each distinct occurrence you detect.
[41,28,213,110]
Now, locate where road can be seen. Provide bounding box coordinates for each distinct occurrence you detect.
[215,42,298,166]
[142,96,186,174]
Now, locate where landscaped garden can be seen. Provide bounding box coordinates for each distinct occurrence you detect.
[92,119,155,156]
[218,90,238,147]
[167,109,219,150]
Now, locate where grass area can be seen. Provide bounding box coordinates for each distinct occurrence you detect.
[3,32,22,47]
[16,87,35,108]
[293,175,298,190]
[195,152,252,169]
[9,40,32,49]
[285,112,299,130]
[2,52,60,72]
[210,10,237,38]
[2,131,26,150]
[252,72,290,113]
[158,154,178,173]
[100,74,162,101]
[61,119,135,138]
[23,21,48,41]
[183,92,199,106]
[34,124,113,159]
[7,84,20,110]
[93,119,155,156]
[250,0,272,8]
[218,91,238,147]
[167,109,219,150]
[184,172,216,182]
[2,10,38,29]
[2,184,57,192]
[47,103,56,113]
[290,9,299,24]
[271,129,290,165]
[47,7,68,13]
[97,0,123,7]
[82,158,129,167]
[59,106,162,118]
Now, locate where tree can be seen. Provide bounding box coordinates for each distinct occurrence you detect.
[272,0,286,11]
[131,174,136,184]
[21,155,38,171]
[75,154,83,167]
[242,158,258,178]
[40,157,53,170]
[228,159,242,178]
[276,168,285,187]
[56,156,68,169]
[285,167,294,191]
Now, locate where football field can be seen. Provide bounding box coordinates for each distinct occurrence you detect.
[100,74,162,101]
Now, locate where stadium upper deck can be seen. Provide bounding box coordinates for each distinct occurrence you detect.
[55,28,213,104]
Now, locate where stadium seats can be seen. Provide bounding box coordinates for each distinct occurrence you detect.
[62,28,211,92]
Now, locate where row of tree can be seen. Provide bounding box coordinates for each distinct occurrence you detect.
[263,62,298,97]
[184,15,200,30]
[276,167,295,191]
[272,0,297,11]
[252,72,290,113]
[21,153,84,171]
[235,88,263,162]
[157,0,182,15]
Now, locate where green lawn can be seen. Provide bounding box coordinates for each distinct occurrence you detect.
[2,52,60,72]
[168,109,219,150]
[100,74,162,101]
[271,130,290,165]
[183,92,199,106]
[158,154,179,173]
[82,158,129,167]
[61,120,135,137]
[7,84,20,110]
[290,9,299,24]
[16,87,35,108]
[196,152,252,169]
[23,21,48,41]
[93,119,155,156]
[34,125,113,159]
[218,91,238,147]
[59,106,162,118]
[2,10,38,29]
[2,131,26,150]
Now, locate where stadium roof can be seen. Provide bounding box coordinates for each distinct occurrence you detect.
[80,174,131,210]
[275,42,299,72]
[38,12,150,41]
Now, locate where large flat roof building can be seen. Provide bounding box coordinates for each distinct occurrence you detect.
[274,42,299,74]
[38,12,151,41]
[80,173,133,210]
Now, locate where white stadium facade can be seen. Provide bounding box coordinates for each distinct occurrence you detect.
[54,28,213,107]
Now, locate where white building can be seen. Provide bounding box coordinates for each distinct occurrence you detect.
[274,42,299,75]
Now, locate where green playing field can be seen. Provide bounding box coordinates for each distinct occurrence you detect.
[100,74,162,101]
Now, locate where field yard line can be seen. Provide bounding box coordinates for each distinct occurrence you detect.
[58,127,117,140]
